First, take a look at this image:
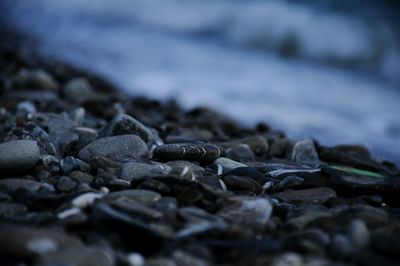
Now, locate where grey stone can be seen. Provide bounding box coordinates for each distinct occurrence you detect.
[292,138,320,166]
[222,175,261,191]
[347,219,369,249]
[60,156,91,175]
[0,202,27,218]
[121,161,170,181]
[330,234,354,258]
[98,113,155,148]
[104,189,162,206]
[0,179,42,193]
[0,140,40,172]
[63,78,107,104]
[226,144,255,162]
[218,196,272,228]
[78,135,148,162]
[69,171,94,183]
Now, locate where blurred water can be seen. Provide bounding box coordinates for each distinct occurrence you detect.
[2,0,400,163]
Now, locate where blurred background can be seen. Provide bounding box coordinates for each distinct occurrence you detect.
[1,0,400,163]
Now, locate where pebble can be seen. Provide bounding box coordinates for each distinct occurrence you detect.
[104,189,162,206]
[347,219,370,249]
[13,69,58,91]
[78,135,149,162]
[121,161,170,181]
[214,157,247,174]
[291,138,320,166]
[60,156,91,175]
[98,113,155,148]
[57,176,77,192]
[226,144,255,162]
[222,175,261,191]
[0,140,40,172]
[0,178,42,193]
[218,196,273,228]
[272,187,337,204]
[153,143,224,165]
[63,78,107,104]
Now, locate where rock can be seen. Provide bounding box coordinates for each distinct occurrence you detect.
[0,140,40,172]
[104,189,162,206]
[225,167,267,184]
[153,143,224,165]
[226,144,255,162]
[218,196,272,228]
[272,187,337,204]
[330,234,354,258]
[72,192,104,208]
[214,157,246,174]
[63,78,107,104]
[291,138,319,166]
[222,175,261,191]
[69,171,94,183]
[98,113,155,148]
[167,161,205,180]
[0,178,42,193]
[272,176,304,192]
[240,136,269,155]
[12,69,58,91]
[346,219,370,249]
[60,156,91,175]
[0,202,27,218]
[121,161,170,181]
[57,176,77,192]
[78,135,149,162]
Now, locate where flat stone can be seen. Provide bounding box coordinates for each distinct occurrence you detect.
[98,113,155,148]
[214,157,247,174]
[69,171,94,183]
[153,143,224,165]
[78,135,148,162]
[0,140,40,172]
[104,189,161,206]
[272,187,337,204]
[222,175,261,191]
[121,161,170,181]
[226,144,255,162]
[13,69,58,91]
[0,178,42,193]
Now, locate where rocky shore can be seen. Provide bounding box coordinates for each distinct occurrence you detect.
[1,40,400,266]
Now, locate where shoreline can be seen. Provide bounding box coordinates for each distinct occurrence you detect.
[1,37,400,265]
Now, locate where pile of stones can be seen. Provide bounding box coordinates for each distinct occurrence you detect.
[1,41,400,266]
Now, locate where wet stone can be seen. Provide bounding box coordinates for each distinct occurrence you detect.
[153,143,224,165]
[222,175,261,192]
[12,69,58,91]
[0,140,40,173]
[69,171,94,183]
[347,219,369,250]
[121,161,170,182]
[0,202,27,218]
[0,178,42,193]
[78,135,149,162]
[104,189,162,206]
[98,113,155,148]
[272,187,337,204]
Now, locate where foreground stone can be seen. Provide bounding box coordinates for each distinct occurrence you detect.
[0,140,40,173]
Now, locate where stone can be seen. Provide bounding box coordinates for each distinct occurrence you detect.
[226,144,255,162]
[69,171,94,183]
[63,78,107,104]
[291,138,319,166]
[330,234,354,258]
[272,175,304,192]
[0,202,27,218]
[60,156,91,175]
[12,69,58,91]
[222,175,261,191]
[225,167,267,184]
[98,113,155,148]
[272,187,337,204]
[0,178,42,193]
[78,135,148,162]
[214,157,247,174]
[153,143,224,165]
[104,189,162,206]
[121,161,170,181]
[57,176,77,192]
[0,140,40,172]
[218,196,272,228]
[346,219,370,249]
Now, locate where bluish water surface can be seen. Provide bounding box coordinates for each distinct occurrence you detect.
[2,0,400,163]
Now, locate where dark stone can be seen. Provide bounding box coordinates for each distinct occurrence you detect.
[98,113,156,148]
[222,175,261,191]
[57,176,77,192]
[153,143,224,165]
[60,156,91,175]
[291,138,319,166]
[78,135,148,162]
[226,144,255,162]
[272,187,337,204]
